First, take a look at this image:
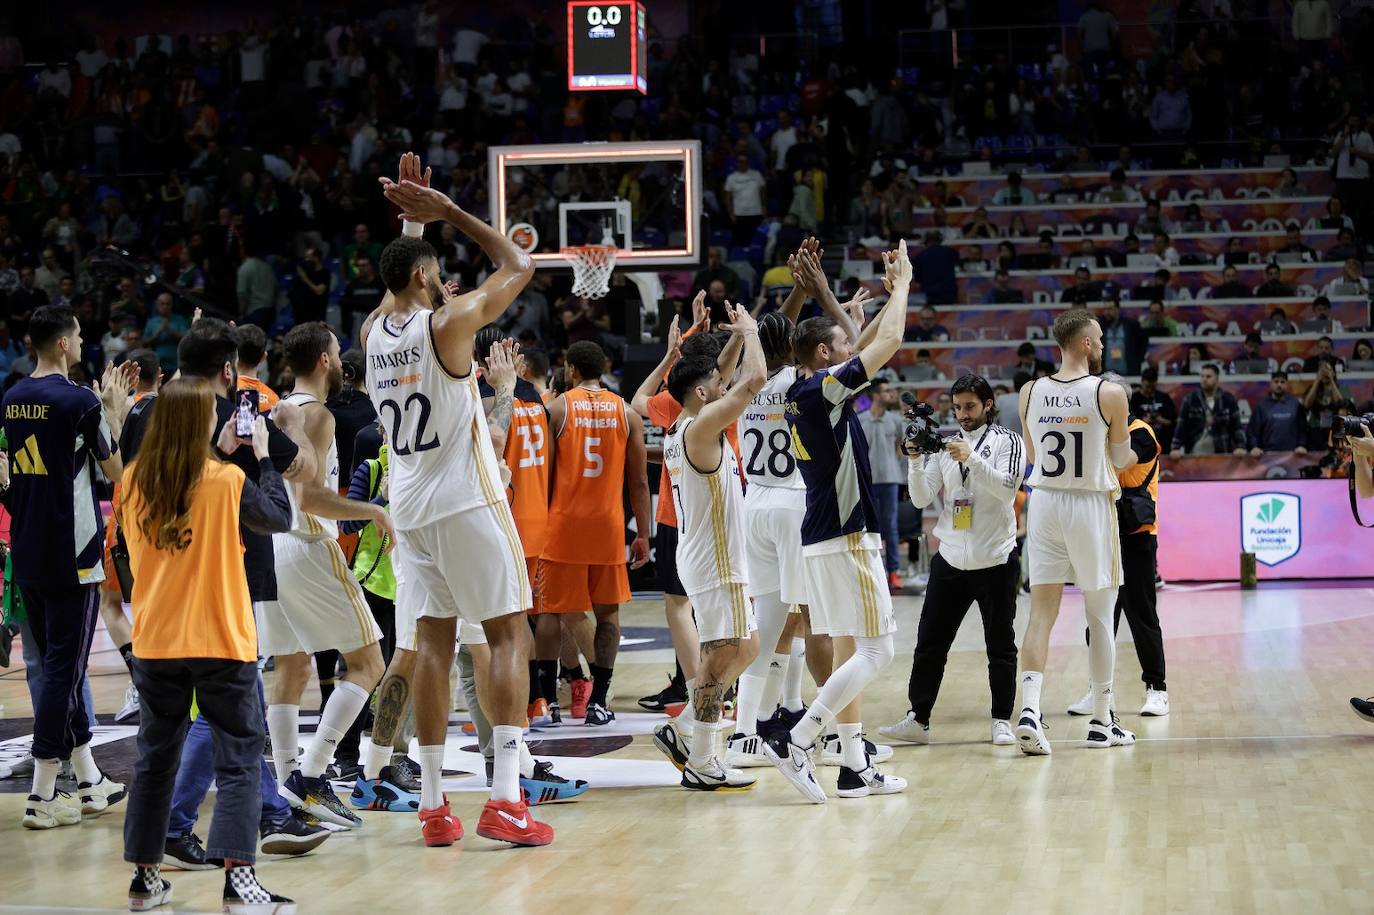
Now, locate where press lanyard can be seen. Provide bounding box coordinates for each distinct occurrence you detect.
[958,425,992,486]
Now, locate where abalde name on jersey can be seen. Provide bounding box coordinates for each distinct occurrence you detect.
[571,398,620,429]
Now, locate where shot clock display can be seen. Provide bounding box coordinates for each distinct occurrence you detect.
[567,1,647,93]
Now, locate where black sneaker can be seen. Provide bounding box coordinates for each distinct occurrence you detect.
[1352,697,1374,723]
[637,675,687,711]
[548,703,563,726]
[584,702,615,726]
[722,683,737,713]
[331,755,362,781]
[223,866,296,915]
[758,704,806,740]
[163,832,219,871]
[128,865,172,911]
[260,809,331,856]
[388,754,422,793]
[279,769,361,829]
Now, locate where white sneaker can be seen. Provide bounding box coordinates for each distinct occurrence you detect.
[836,762,907,798]
[820,732,894,766]
[1140,689,1169,717]
[723,732,772,768]
[1086,714,1136,748]
[1066,686,1095,716]
[78,774,127,815]
[681,757,756,791]
[761,735,826,804]
[1015,708,1052,756]
[116,684,140,722]
[21,791,81,829]
[878,712,930,745]
[991,719,1015,745]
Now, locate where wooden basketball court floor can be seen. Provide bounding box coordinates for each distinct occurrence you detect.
[2,580,1372,914]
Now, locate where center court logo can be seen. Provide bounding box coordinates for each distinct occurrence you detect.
[1239,492,1301,567]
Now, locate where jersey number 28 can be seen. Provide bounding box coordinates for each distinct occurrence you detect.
[744,427,795,478]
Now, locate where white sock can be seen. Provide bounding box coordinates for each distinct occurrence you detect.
[266,704,300,780]
[790,699,834,750]
[32,757,60,799]
[491,725,522,804]
[783,639,806,711]
[417,744,445,810]
[1021,671,1044,717]
[688,718,717,767]
[733,673,766,737]
[761,652,789,715]
[837,722,865,770]
[362,738,391,781]
[70,743,100,784]
[519,738,535,780]
[301,680,369,778]
[675,679,696,732]
[1092,681,1114,723]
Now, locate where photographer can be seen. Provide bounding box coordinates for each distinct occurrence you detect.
[878,375,1024,747]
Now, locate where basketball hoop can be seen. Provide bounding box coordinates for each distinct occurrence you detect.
[563,245,617,299]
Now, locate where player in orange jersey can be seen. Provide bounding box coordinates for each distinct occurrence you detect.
[234,324,279,413]
[541,340,652,725]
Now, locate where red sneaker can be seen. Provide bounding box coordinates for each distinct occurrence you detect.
[568,678,592,719]
[476,798,554,846]
[527,698,550,724]
[418,801,463,847]
[888,571,904,592]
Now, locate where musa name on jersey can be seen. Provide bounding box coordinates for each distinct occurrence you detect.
[1024,374,1119,494]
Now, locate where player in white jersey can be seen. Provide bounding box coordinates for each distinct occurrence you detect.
[1015,308,1139,755]
[364,165,552,848]
[262,322,392,829]
[655,302,766,790]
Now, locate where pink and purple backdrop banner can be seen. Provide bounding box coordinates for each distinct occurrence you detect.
[895,334,1357,376]
[1156,479,1374,580]
[950,262,1345,302]
[913,198,1331,234]
[899,298,1367,338]
[861,230,1339,263]
[920,167,1334,208]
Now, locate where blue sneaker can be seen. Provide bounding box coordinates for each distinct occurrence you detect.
[349,767,421,812]
[520,760,589,805]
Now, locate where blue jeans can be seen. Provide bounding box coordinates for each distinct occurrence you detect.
[167,674,288,837]
[871,483,901,574]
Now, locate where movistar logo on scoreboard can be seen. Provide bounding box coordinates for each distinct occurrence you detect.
[1240,492,1301,566]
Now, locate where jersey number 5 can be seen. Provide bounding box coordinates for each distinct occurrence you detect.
[582,436,604,477]
[379,394,441,456]
[1039,430,1083,478]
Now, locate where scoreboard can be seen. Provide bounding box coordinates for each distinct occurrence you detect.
[567,1,647,94]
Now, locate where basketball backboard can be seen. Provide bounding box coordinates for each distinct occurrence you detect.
[489,140,703,270]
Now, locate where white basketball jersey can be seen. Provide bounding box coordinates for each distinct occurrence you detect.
[739,365,804,490]
[365,309,503,529]
[1024,375,1119,494]
[664,416,748,592]
[282,392,339,541]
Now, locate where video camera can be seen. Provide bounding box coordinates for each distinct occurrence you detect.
[900,391,945,455]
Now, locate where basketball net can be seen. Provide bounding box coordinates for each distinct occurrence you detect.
[564,244,617,299]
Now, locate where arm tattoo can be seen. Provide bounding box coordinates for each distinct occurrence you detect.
[489,386,514,433]
[371,673,411,746]
[283,454,305,479]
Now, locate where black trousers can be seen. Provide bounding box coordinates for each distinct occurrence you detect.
[20,582,99,760]
[124,657,263,865]
[1110,533,1166,691]
[907,551,1020,722]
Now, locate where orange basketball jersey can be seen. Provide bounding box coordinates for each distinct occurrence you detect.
[506,380,551,558]
[544,386,628,565]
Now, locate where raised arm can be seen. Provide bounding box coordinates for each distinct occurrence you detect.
[688,303,766,446]
[793,245,861,344]
[382,175,534,372]
[857,240,911,377]
[631,316,681,418]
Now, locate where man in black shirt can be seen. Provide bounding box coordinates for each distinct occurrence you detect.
[325,348,377,479]
[1,306,135,829]
[119,318,329,864]
[339,255,386,337]
[1129,367,1177,445]
[1211,265,1251,299]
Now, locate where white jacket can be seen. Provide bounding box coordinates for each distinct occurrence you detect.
[907,423,1024,571]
